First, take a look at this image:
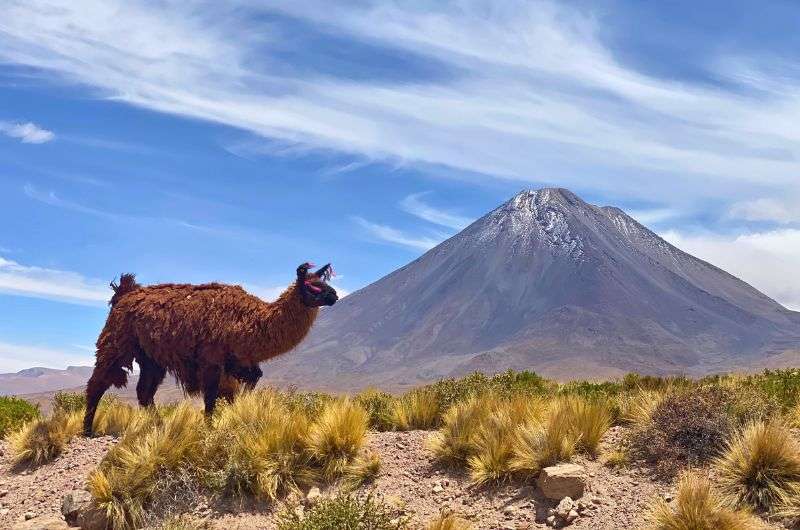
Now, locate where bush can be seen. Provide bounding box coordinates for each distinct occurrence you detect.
[341,451,381,489]
[511,399,577,475]
[7,410,81,467]
[428,397,490,464]
[714,420,800,513]
[53,391,87,413]
[204,390,314,500]
[560,396,612,456]
[277,493,405,530]
[629,387,733,475]
[354,388,396,431]
[648,472,763,530]
[0,396,40,438]
[305,399,368,480]
[89,403,206,529]
[391,390,440,431]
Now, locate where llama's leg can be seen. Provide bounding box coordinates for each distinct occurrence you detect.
[136,356,166,408]
[218,374,239,403]
[201,365,222,416]
[83,369,114,436]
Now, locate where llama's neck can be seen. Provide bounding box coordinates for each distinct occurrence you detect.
[249,283,319,361]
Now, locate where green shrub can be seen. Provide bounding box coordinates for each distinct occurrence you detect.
[53,391,87,413]
[0,396,40,438]
[277,493,405,530]
[629,387,733,475]
[354,388,396,431]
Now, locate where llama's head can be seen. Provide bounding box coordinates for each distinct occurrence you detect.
[296,262,338,307]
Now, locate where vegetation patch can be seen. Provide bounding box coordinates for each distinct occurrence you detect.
[276,493,404,530]
[714,420,800,514]
[0,395,40,438]
[648,472,764,530]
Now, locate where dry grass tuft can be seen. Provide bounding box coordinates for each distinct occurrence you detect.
[342,450,381,489]
[601,449,630,469]
[714,420,800,513]
[89,403,205,529]
[306,398,369,480]
[559,396,613,456]
[427,397,489,464]
[392,390,440,431]
[618,389,665,427]
[467,405,517,484]
[425,512,474,530]
[8,411,81,467]
[93,399,139,436]
[648,472,764,530]
[206,390,314,500]
[510,399,578,475]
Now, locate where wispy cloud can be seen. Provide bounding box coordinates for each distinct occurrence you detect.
[0,256,108,306]
[2,0,800,211]
[399,192,473,230]
[352,216,442,251]
[728,198,800,224]
[662,228,800,311]
[0,121,54,144]
[0,341,93,372]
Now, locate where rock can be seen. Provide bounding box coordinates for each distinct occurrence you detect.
[24,512,36,520]
[75,507,108,530]
[11,517,70,530]
[566,509,579,523]
[305,486,322,506]
[537,464,586,500]
[555,497,574,519]
[0,508,9,515]
[60,490,92,524]
[432,484,444,494]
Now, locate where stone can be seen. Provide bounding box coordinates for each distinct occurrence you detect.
[60,490,92,524]
[432,484,444,494]
[555,497,574,519]
[537,464,586,500]
[305,486,322,506]
[24,512,36,520]
[566,509,579,523]
[11,517,70,530]
[76,507,108,530]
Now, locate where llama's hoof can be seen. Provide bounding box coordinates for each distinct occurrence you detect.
[82,429,96,438]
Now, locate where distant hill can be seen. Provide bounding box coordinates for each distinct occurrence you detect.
[0,366,94,396]
[262,188,800,390]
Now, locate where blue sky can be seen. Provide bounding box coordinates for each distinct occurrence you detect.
[1,0,799,371]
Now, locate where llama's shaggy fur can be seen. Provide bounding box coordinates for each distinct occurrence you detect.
[83,264,337,435]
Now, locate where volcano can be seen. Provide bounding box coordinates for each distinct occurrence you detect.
[265,188,800,390]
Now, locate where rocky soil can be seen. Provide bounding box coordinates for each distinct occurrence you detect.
[0,428,791,529]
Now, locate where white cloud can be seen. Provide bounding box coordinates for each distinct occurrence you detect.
[1,0,799,210]
[0,256,109,306]
[0,341,93,372]
[661,228,800,311]
[400,192,473,230]
[352,216,442,251]
[729,198,800,224]
[0,121,54,143]
[627,208,680,225]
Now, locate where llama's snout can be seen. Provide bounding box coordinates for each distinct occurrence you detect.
[324,289,338,306]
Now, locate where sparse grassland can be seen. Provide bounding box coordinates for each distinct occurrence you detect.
[2,367,800,529]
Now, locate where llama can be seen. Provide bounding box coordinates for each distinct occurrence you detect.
[82,262,337,436]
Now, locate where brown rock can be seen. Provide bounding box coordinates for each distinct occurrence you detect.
[60,490,92,525]
[537,464,586,501]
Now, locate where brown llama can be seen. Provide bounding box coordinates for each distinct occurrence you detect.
[83,262,337,436]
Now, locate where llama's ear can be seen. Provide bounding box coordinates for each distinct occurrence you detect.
[297,262,312,279]
[314,263,331,280]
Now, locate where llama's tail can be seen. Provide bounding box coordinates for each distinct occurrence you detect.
[109,273,140,306]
